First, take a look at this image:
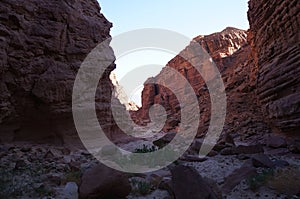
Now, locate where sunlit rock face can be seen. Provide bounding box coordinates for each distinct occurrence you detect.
[131,28,272,137]
[194,27,248,69]
[248,0,300,134]
[110,72,139,111]
[134,0,300,137]
[0,0,129,144]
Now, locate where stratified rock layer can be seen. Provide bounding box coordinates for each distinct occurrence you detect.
[132,27,271,137]
[248,0,300,134]
[0,0,125,144]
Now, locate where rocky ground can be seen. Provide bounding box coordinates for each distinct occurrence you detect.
[1,131,300,199]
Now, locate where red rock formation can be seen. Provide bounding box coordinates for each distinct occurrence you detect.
[194,27,247,70]
[133,0,299,139]
[0,0,128,144]
[248,0,300,134]
[131,28,271,137]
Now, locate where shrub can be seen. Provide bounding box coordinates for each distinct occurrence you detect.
[131,179,152,195]
[134,145,157,153]
[247,168,274,191]
[267,166,300,196]
[62,170,81,185]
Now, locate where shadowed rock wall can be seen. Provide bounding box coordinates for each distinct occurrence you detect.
[248,0,300,134]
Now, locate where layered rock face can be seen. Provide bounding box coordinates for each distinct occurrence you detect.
[193,27,247,70]
[133,0,299,137]
[0,0,125,144]
[248,0,300,134]
[131,27,271,137]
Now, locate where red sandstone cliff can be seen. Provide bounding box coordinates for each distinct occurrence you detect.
[132,0,300,139]
[131,27,271,138]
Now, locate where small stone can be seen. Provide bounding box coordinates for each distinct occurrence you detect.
[100,145,119,156]
[69,161,81,171]
[80,150,91,156]
[63,182,78,199]
[220,147,234,155]
[146,173,163,188]
[213,144,227,152]
[15,160,27,169]
[236,154,250,160]
[44,148,63,159]
[48,173,62,186]
[288,140,300,154]
[20,147,31,152]
[234,144,264,154]
[266,135,286,148]
[0,152,6,160]
[61,148,71,155]
[273,160,289,168]
[54,163,69,172]
[208,150,218,157]
[252,154,275,168]
[218,133,235,146]
[264,148,289,155]
[33,183,44,189]
[180,155,208,162]
[64,156,73,164]
[9,162,16,169]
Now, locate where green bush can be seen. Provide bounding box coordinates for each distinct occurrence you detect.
[134,145,157,153]
[268,166,300,196]
[131,179,152,195]
[247,168,274,191]
[62,170,81,185]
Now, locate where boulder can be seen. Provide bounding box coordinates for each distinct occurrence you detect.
[63,182,78,199]
[266,135,286,148]
[171,165,220,199]
[288,140,300,154]
[219,144,264,156]
[153,132,176,148]
[234,144,264,154]
[79,164,131,199]
[273,160,290,168]
[158,177,174,198]
[251,154,275,168]
[222,161,256,194]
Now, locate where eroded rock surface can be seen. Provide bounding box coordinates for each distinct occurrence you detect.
[248,0,300,134]
[131,27,271,139]
[0,0,129,144]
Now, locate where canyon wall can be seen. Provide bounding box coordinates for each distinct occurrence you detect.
[131,27,271,138]
[248,0,300,134]
[1,0,298,145]
[0,0,127,144]
[134,0,299,138]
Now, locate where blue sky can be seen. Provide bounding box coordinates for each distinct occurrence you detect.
[98,1,249,38]
[97,1,249,106]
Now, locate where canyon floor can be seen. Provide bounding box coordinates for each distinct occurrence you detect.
[1,128,300,199]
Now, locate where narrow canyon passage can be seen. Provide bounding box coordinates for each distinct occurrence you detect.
[0,0,299,198]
